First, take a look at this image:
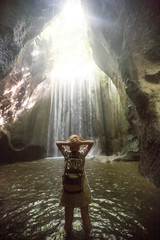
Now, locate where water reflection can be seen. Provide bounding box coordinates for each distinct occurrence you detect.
[0,159,160,239]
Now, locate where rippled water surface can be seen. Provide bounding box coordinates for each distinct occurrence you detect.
[0,158,160,240]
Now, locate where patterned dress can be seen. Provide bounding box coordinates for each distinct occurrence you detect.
[59,147,91,208]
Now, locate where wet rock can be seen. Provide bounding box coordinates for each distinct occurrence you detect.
[0,131,45,164]
[145,71,160,84]
[0,0,66,81]
[0,131,14,163]
[81,0,160,187]
[144,40,160,62]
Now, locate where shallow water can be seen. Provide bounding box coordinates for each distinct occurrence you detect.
[0,158,160,240]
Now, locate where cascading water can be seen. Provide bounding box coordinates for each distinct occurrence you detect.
[44,0,106,156]
[47,63,105,156]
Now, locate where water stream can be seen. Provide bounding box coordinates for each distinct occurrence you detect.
[47,65,103,157]
[0,158,160,240]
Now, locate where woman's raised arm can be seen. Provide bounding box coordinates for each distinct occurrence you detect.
[56,141,70,156]
[80,140,94,157]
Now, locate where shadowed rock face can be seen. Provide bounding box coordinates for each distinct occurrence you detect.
[0,0,66,163]
[0,0,160,187]
[0,0,66,80]
[0,131,45,164]
[81,0,160,187]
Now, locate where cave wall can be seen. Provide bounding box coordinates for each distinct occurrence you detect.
[81,0,160,187]
[0,0,66,81]
[0,0,160,187]
[0,0,67,161]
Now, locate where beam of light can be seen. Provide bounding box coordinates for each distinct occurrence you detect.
[41,0,94,84]
[62,0,85,27]
[41,0,108,156]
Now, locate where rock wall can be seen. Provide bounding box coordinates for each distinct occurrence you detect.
[0,0,160,187]
[0,0,66,162]
[0,0,66,81]
[81,0,160,187]
[0,131,44,164]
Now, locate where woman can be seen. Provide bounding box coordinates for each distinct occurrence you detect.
[56,135,94,239]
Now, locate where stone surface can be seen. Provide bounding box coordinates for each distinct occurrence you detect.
[0,0,66,80]
[0,131,45,164]
[81,0,160,187]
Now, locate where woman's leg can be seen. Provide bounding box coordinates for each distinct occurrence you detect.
[64,207,74,235]
[81,205,91,236]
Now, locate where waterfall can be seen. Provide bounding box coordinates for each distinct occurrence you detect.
[42,0,105,156]
[6,0,130,157]
[39,0,129,157]
[47,63,104,156]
